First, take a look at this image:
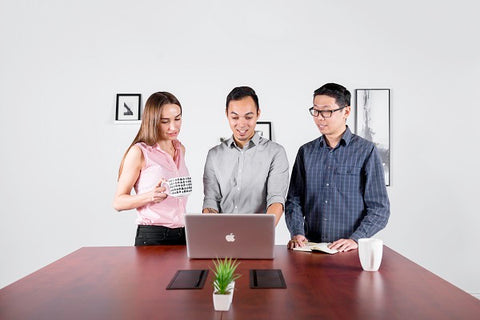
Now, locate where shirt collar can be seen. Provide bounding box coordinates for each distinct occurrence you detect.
[342,126,353,145]
[153,139,181,153]
[226,132,260,149]
[319,126,353,148]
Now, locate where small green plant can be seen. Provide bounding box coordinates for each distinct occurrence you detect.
[211,257,241,294]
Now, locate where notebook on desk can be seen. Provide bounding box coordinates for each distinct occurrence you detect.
[185,213,275,259]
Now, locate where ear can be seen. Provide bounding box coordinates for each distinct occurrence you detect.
[257,108,261,118]
[343,106,351,119]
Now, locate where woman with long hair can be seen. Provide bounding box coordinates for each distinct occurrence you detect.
[113,91,189,245]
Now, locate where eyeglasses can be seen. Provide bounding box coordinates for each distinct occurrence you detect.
[309,106,346,118]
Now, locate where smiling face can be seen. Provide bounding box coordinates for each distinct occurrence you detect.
[226,96,260,148]
[312,94,350,138]
[158,103,182,141]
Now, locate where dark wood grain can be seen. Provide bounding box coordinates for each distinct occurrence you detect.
[1,246,479,320]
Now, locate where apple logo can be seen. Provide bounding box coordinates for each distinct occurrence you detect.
[225,233,235,242]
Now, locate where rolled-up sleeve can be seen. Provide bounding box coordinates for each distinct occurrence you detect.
[202,150,221,212]
[266,146,289,209]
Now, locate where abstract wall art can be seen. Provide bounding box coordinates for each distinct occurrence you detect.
[116,94,141,121]
[255,121,272,140]
[355,89,391,186]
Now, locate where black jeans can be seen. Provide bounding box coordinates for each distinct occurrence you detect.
[135,225,186,246]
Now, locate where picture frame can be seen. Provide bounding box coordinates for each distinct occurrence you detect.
[355,89,391,186]
[255,121,272,140]
[116,94,141,121]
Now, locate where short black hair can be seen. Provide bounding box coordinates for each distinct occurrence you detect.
[226,86,259,112]
[313,83,351,107]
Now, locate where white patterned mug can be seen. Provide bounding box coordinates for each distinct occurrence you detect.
[161,176,192,197]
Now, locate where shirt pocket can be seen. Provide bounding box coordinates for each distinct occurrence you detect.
[334,166,362,193]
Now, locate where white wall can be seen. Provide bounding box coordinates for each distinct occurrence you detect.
[1,0,479,297]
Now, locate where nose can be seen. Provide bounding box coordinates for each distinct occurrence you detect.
[239,116,249,126]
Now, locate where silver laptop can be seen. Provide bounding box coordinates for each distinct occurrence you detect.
[185,214,275,259]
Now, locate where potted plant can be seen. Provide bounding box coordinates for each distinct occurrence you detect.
[211,257,241,311]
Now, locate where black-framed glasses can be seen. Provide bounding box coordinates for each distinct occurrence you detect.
[309,106,346,118]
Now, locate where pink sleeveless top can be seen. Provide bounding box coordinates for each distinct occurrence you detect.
[134,141,189,228]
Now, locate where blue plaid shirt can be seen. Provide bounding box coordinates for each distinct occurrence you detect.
[285,127,390,242]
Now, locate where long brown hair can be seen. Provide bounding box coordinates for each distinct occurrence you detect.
[118,91,182,178]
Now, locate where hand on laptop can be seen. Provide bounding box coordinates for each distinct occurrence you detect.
[202,208,219,214]
[288,235,308,249]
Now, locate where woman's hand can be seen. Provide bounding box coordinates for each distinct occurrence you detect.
[149,181,168,203]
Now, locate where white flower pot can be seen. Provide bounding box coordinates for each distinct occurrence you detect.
[213,281,235,311]
[228,281,235,304]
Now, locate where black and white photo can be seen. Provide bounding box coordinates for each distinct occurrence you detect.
[355,89,390,185]
[255,121,272,140]
[116,94,141,121]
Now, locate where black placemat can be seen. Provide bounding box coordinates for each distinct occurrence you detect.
[166,270,209,290]
[250,269,287,289]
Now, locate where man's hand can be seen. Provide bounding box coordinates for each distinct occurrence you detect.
[328,239,358,252]
[202,208,219,214]
[287,235,308,249]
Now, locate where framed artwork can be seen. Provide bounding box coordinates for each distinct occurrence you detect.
[255,121,272,140]
[116,94,141,121]
[355,89,391,186]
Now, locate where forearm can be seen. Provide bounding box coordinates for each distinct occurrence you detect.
[202,152,221,213]
[285,205,305,237]
[351,147,390,240]
[265,147,289,227]
[284,185,305,236]
[285,149,306,236]
[266,202,283,226]
[113,192,151,211]
[350,206,389,241]
[202,196,220,213]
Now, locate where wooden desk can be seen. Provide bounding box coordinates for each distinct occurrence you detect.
[1,246,479,319]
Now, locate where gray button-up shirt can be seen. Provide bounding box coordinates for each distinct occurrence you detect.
[202,132,289,213]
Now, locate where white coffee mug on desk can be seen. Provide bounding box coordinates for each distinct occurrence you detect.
[358,238,383,271]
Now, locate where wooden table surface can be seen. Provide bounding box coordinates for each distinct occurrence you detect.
[1,245,479,319]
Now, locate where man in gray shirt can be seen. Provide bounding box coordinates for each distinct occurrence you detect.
[202,86,289,225]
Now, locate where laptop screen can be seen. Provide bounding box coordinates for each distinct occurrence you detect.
[185,214,275,259]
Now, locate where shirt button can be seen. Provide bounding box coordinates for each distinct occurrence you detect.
[235,206,238,209]
[325,200,328,204]
[237,188,240,191]
[326,183,329,187]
